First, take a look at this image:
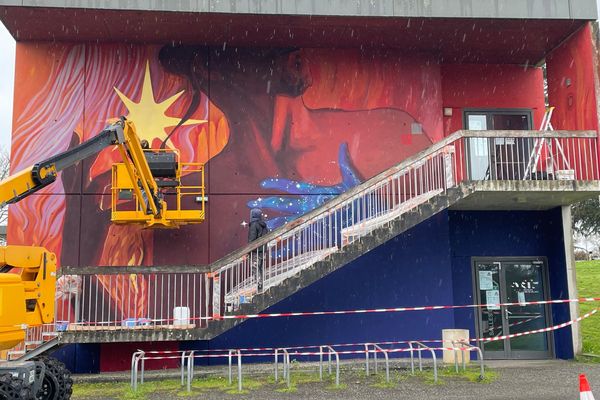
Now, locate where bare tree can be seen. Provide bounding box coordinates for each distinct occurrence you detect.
[0,149,8,245]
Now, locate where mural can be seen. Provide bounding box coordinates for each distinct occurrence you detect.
[8,43,443,307]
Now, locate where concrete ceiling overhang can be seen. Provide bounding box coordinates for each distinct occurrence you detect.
[0,5,592,64]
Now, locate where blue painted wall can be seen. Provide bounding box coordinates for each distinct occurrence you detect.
[51,344,101,374]
[186,208,573,364]
[449,208,573,359]
[59,208,574,372]
[185,211,456,364]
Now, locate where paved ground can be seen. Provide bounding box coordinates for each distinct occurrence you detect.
[73,359,600,399]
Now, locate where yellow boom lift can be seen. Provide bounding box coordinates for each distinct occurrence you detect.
[0,117,205,400]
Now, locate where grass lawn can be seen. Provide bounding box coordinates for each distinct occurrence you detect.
[72,367,495,399]
[576,260,600,355]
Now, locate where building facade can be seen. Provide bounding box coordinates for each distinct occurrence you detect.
[1,0,600,372]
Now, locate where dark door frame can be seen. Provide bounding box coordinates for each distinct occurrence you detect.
[463,108,534,130]
[471,256,555,360]
[463,109,534,180]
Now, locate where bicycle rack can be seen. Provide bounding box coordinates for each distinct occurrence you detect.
[408,341,438,383]
[130,350,195,392]
[274,348,291,388]
[130,350,145,391]
[452,340,485,380]
[364,343,390,383]
[228,349,243,392]
[319,345,340,387]
[183,351,195,392]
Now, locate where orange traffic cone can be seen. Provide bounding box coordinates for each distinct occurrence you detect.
[580,374,596,400]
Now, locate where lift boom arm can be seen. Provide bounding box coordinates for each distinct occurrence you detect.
[0,118,160,214]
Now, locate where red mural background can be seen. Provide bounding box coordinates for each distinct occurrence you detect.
[5,40,552,329]
[6,42,552,320]
[8,44,444,269]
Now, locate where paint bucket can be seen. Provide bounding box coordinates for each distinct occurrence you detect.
[55,321,70,332]
[174,307,190,326]
[122,318,137,328]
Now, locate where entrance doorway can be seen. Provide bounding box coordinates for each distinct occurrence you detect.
[473,258,553,359]
[464,110,533,180]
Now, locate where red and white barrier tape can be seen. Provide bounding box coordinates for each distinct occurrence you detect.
[132,308,597,360]
[58,296,600,327]
[134,347,482,361]
[477,308,597,342]
[216,297,600,321]
[483,314,543,334]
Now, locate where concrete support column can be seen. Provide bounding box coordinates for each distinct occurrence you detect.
[562,205,582,355]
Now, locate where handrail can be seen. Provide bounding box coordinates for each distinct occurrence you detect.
[57,128,599,278]
[458,129,596,138]
[207,129,597,272]
[59,264,211,276]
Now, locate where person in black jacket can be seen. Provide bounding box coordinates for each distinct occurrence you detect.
[248,208,269,291]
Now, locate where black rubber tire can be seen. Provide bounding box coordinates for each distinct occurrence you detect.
[34,358,72,400]
[0,373,13,400]
[34,360,59,400]
[0,374,32,400]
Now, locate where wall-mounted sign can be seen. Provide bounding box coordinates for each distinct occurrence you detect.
[479,271,494,290]
[486,290,500,310]
[511,279,539,294]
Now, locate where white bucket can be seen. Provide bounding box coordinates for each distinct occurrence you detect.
[174,307,190,326]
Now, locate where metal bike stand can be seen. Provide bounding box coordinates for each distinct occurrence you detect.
[180,351,190,387]
[452,346,460,373]
[364,343,390,383]
[408,341,438,383]
[319,345,340,387]
[130,351,146,391]
[452,340,485,380]
[227,349,243,391]
[274,348,291,388]
[185,351,195,392]
[130,351,145,390]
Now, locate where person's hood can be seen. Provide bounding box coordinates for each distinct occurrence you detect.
[250,208,263,222]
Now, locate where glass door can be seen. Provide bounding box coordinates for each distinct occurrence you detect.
[476,262,505,353]
[465,115,490,180]
[474,258,552,359]
[465,110,532,180]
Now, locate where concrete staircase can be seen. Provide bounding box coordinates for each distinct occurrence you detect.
[202,184,475,340]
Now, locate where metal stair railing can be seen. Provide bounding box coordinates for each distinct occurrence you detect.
[214,138,462,313]
[30,129,597,338]
[211,129,600,314]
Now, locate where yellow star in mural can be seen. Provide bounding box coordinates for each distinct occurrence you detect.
[114,61,206,147]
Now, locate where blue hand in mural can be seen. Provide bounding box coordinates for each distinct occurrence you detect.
[247,142,362,230]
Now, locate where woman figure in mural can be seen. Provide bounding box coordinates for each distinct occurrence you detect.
[158,45,435,232]
[158,45,312,192]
